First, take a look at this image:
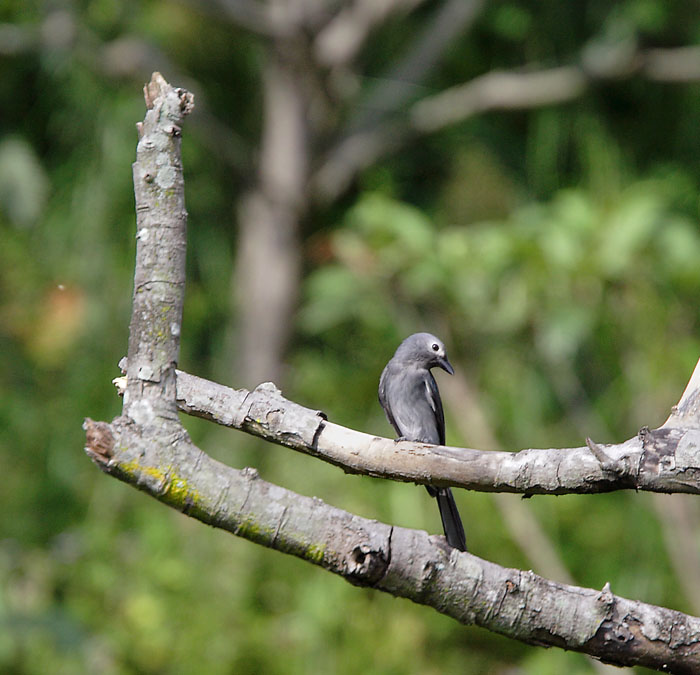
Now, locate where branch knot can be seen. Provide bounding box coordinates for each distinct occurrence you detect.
[346,543,389,585]
[84,418,115,464]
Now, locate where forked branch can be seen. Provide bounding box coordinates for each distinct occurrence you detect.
[86,73,700,673]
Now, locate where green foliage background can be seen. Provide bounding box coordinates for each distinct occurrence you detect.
[2,1,700,673]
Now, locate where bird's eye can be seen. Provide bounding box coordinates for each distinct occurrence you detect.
[431,343,439,351]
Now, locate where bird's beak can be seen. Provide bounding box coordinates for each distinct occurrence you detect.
[438,356,454,375]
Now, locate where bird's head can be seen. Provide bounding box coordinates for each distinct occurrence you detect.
[396,332,454,375]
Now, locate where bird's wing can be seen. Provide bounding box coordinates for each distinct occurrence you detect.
[424,371,446,446]
[378,365,401,437]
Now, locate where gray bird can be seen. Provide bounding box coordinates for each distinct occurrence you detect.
[378,333,467,552]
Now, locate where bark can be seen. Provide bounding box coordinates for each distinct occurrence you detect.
[142,365,700,497]
[84,414,700,673]
[126,73,192,425]
[86,73,700,673]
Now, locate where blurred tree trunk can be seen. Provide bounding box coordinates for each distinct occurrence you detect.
[232,41,309,387]
[229,0,481,385]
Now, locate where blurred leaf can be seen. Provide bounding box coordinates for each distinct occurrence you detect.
[597,190,660,276]
[0,137,50,228]
[536,305,593,362]
[489,4,533,42]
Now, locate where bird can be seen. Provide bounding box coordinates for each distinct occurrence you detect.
[378,332,467,552]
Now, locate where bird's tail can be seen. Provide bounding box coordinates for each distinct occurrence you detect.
[427,486,467,552]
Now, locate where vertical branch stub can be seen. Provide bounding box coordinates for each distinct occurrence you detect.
[124,72,194,423]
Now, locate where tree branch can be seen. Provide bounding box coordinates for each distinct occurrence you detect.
[343,0,483,135]
[315,0,427,68]
[119,361,700,496]
[86,73,700,672]
[84,414,700,673]
[126,72,193,424]
[312,45,700,202]
[439,367,577,583]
